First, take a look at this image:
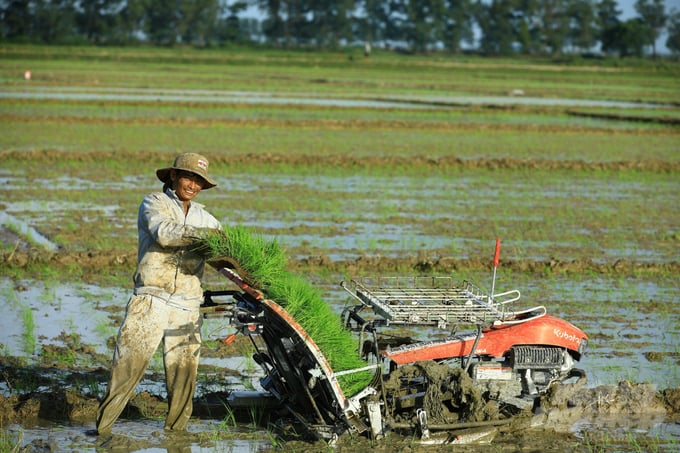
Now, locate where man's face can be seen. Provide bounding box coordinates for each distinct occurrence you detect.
[171,170,206,202]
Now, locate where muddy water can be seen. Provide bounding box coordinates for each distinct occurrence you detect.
[1,158,678,451]
[1,222,679,449]
[1,272,678,452]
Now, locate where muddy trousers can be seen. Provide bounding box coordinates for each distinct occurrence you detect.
[96,295,202,434]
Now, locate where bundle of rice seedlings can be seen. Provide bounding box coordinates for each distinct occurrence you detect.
[195,225,374,396]
[197,226,287,289]
[266,272,374,394]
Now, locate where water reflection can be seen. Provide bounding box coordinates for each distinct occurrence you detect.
[1,276,677,451]
[0,87,665,109]
[8,419,272,452]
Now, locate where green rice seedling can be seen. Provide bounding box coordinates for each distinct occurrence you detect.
[218,404,237,432]
[581,429,613,452]
[86,377,103,398]
[264,430,284,450]
[71,376,102,398]
[235,342,258,384]
[39,345,77,367]
[0,428,22,453]
[2,286,20,309]
[150,349,164,372]
[197,225,287,289]
[94,320,117,342]
[195,225,374,396]
[21,306,36,356]
[624,431,651,453]
[247,405,262,431]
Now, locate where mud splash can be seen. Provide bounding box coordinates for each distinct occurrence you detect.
[382,362,501,426]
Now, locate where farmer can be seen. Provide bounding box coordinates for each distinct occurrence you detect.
[96,153,222,434]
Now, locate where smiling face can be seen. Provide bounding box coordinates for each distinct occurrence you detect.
[171,169,207,202]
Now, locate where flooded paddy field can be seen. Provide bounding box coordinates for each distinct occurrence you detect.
[1,165,678,452]
[0,272,679,452]
[1,47,679,451]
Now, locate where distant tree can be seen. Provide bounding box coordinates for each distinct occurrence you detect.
[286,0,313,46]
[356,0,388,45]
[118,0,146,43]
[666,10,680,55]
[253,0,285,44]
[76,0,125,44]
[514,0,543,55]
[217,1,249,43]
[309,0,353,48]
[535,0,570,54]
[177,0,220,46]
[401,0,445,52]
[364,0,401,48]
[441,0,475,53]
[33,0,77,43]
[144,0,181,45]
[2,0,33,40]
[634,0,667,57]
[609,18,648,56]
[567,0,598,53]
[476,0,516,55]
[597,0,621,54]
[252,0,315,46]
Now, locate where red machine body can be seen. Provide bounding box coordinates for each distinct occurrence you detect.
[384,313,587,365]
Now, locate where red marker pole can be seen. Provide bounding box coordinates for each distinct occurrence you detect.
[490,238,500,299]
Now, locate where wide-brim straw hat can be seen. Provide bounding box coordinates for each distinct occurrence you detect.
[156,153,217,189]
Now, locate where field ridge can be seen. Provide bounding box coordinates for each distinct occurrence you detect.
[2,250,677,282]
[2,149,678,172]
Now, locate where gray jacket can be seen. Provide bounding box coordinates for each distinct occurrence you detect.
[133,188,221,310]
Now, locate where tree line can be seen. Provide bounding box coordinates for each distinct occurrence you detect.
[1,0,678,57]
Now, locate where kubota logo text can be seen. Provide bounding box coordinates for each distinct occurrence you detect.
[554,328,580,345]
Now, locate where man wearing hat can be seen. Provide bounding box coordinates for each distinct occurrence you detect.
[96,153,222,434]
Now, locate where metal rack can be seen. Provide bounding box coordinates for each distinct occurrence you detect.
[341,276,522,328]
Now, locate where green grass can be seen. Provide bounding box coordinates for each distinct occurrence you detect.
[2,44,679,103]
[1,110,678,161]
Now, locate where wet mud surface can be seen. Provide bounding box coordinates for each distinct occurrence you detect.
[1,357,679,451]
[2,149,678,450]
[2,219,679,451]
[1,259,679,452]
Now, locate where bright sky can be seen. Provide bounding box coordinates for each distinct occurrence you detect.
[619,0,680,19]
